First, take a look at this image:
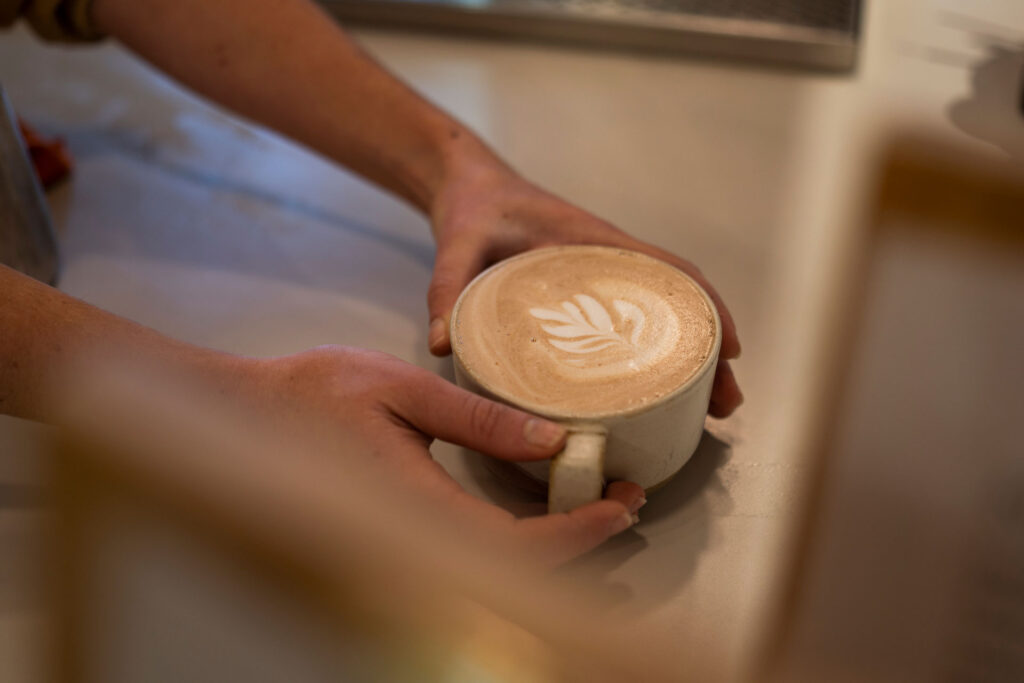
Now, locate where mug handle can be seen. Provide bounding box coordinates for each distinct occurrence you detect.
[548,427,607,514]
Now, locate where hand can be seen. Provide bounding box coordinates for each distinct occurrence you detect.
[426,166,743,418]
[256,346,647,566]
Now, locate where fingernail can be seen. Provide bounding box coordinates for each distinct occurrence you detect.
[523,418,566,449]
[631,512,641,525]
[428,318,447,351]
[610,511,635,535]
[629,497,647,515]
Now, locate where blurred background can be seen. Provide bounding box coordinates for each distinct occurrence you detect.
[1,0,1022,681]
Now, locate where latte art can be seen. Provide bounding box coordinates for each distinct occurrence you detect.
[452,247,718,417]
[529,294,644,355]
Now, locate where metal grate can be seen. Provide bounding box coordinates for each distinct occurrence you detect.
[322,0,862,70]
[516,0,859,31]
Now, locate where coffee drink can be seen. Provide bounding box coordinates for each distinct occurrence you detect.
[451,246,717,417]
[452,245,722,509]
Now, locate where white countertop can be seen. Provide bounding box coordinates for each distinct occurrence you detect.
[1,1,1021,679]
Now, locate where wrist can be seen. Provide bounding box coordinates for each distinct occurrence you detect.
[426,124,516,214]
[189,349,271,403]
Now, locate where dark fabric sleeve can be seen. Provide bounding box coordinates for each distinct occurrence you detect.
[3,0,104,42]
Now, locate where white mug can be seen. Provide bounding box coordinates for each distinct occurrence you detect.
[450,246,721,513]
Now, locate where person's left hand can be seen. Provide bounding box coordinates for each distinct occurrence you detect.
[426,166,743,418]
[247,346,646,567]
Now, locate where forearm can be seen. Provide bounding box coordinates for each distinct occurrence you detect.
[0,265,249,422]
[91,0,507,212]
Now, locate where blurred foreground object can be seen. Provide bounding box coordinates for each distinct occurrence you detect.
[0,85,59,285]
[45,360,713,683]
[321,0,862,71]
[757,133,1024,682]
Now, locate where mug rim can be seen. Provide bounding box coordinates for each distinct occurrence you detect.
[449,245,723,421]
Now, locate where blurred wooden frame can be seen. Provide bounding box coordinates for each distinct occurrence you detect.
[754,132,1024,681]
[47,440,423,683]
[46,421,480,683]
[43,368,706,683]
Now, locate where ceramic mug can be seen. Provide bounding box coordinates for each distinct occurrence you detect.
[449,246,721,513]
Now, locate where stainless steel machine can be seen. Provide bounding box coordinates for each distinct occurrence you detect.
[321,0,863,70]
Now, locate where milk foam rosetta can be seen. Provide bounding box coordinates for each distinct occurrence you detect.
[452,247,718,417]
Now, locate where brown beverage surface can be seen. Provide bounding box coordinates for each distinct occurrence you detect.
[452,247,717,417]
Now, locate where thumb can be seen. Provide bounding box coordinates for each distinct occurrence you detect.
[427,242,486,357]
[395,370,568,460]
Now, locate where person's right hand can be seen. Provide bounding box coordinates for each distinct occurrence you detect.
[425,165,743,418]
[252,346,646,566]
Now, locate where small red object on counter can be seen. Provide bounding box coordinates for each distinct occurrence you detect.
[17,119,73,189]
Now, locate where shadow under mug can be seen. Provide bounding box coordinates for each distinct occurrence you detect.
[449,246,721,513]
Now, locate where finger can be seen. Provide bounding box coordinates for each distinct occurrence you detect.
[512,480,647,566]
[708,360,743,418]
[386,435,646,566]
[427,241,488,357]
[393,370,568,460]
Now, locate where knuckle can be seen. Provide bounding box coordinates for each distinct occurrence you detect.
[465,395,506,440]
[427,272,462,307]
[561,513,592,542]
[545,515,600,560]
[382,363,424,397]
